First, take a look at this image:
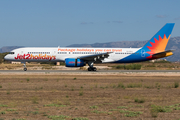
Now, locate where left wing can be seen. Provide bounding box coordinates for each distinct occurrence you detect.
[78,52,113,62]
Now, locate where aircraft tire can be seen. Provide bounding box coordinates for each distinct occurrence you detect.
[24,68,27,71]
[88,67,97,71]
[93,67,97,71]
[88,67,91,71]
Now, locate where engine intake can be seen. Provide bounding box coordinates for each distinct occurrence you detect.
[65,58,85,67]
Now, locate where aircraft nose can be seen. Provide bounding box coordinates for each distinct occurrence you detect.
[4,55,8,60]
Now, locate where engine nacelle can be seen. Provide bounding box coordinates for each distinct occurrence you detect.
[65,58,85,67]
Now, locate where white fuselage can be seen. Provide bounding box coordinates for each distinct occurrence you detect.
[4,47,141,63]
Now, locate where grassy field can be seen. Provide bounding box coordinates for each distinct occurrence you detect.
[1,61,180,70]
[0,75,180,120]
[107,62,180,70]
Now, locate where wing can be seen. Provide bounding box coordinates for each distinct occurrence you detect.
[78,52,113,62]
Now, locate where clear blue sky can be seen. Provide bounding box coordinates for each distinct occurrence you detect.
[0,0,180,48]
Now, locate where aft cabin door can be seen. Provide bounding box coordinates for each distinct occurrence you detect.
[141,50,145,57]
[53,50,57,57]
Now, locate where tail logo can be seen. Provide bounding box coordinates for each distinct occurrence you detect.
[146,34,170,59]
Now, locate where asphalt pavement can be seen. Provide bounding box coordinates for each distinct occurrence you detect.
[0,70,180,73]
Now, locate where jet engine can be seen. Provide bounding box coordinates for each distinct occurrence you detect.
[65,58,85,67]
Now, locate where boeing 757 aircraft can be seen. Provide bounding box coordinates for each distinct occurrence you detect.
[4,23,175,71]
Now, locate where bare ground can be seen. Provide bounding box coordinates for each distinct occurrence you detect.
[0,74,180,120]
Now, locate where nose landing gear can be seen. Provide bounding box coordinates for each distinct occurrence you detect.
[23,62,27,71]
[24,67,27,71]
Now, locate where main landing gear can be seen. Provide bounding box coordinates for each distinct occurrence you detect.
[23,62,27,71]
[87,61,97,71]
[88,67,97,71]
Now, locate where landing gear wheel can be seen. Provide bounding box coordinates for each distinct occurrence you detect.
[93,67,97,71]
[23,62,27,71]
[88,67,92,71]
[24,68,27,71]
[88,67,97,71]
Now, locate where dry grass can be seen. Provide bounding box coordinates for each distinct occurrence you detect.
[0,75,179,119]
[1,62,180,70]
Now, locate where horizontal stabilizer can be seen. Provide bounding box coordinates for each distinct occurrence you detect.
[152,50,175,59]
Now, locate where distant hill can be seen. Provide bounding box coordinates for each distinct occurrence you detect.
[1,36,180,61]
[67,41,148,48]
[0,46,23,53]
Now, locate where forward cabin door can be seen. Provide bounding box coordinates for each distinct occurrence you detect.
[52,49,57,61]
[21,49,24,55]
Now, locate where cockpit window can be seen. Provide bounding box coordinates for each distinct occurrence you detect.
[9,52,15,54]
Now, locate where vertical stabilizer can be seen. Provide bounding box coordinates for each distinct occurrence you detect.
[142,23,175,54]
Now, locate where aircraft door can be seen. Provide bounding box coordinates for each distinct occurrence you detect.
[52,50,57,57]
[21,49,24,54]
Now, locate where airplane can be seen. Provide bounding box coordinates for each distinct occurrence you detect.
[4,23,175,71]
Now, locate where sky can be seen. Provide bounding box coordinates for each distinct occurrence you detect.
[0,0,180,48]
